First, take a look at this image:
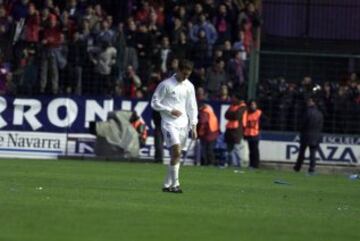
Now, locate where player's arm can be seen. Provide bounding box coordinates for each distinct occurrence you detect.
[151,82,182,117]
[151,82,172,114]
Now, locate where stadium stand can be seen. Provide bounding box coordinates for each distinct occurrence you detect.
[0,0,359,135]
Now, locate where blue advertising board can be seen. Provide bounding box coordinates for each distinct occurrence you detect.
[0,96,358,164]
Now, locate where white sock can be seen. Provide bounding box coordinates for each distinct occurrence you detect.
[170,163,180,187]
[163,165,172,188]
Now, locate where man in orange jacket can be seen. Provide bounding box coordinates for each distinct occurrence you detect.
[243,100,262,168]
[224,94,247,167]
[197,102,220,165]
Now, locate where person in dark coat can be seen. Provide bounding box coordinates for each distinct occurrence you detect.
[151,75,164,163]
[293,97,324,173]
[152,110,164,163]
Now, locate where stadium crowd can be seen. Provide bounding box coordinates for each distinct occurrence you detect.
[258,75,360,134]
[0,0,260,98]
[0,0,359,135]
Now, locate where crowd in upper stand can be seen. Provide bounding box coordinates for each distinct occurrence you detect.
[0,0,260,99]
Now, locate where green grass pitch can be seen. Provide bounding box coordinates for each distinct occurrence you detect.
[0,158,359,241]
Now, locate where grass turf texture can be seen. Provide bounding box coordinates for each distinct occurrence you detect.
[0,159,359,241]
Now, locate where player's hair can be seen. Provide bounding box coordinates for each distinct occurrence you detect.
[178,59,194,71]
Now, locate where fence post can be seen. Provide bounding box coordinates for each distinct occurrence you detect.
[247,43,260,100]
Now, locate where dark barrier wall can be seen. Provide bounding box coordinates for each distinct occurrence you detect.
[263,0,360,40]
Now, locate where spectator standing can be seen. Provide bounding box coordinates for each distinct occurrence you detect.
[170,16,185,45]
[22,3,40,45]
[222,40,233,63]
[60,10,77,42]
[319,82,334,133]
[11,0,29,21]
[0,4,12,58]
[278,82,298,131]
[149,72,164,163]
[189,13,217,50]
[96,20,115,46]
[293,97,324,174]
[152,108,164,163]
[241,3,261,30]
[218,84,231,102]
[232,30,246,55]
[227,50,246,91]
[241,20,253,54]
[0,5,11,36]
[196,86,208,101]
[66,32,86,95]
[113,23,139,84]
[203,0,216,20]
[134,23,152,84]
[40,14,61,94]
[191,67,206,89]
[66,0,81,22]
[192,29,210,68]
[333,86,350,133]
[82,5,98,30]
[155,35,173,74]
[124,17,137,47]
[205,58,227,98]
[213,3,232,44]
[16,43,38,95]
[172,31,192,60]
[190,3,204,23]
[0,57,15,95]
[90,40,117,95]
[148,8,163,40]
[135,0,151,24]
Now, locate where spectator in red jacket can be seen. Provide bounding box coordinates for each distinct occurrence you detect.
[135,0,151,24]
[23,3,40,44]
[40,14,62,94]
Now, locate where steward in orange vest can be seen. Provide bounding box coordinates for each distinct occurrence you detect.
[225,100,247,143]
[243,109,262,137]
[130,112,148,146]
[198,103,219,141]
[197,103,220,165]
[224,94,247,167]
[243,100,262,168]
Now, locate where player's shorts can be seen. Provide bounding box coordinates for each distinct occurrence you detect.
[161,123,189,149]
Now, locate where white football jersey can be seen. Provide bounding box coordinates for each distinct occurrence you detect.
[151,74,198,128]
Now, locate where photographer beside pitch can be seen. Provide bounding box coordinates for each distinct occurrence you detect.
[151,59,198,194]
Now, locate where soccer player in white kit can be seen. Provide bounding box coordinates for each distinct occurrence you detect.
[151,59,198,193]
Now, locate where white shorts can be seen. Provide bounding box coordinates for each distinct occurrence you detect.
[161,124,189,149]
